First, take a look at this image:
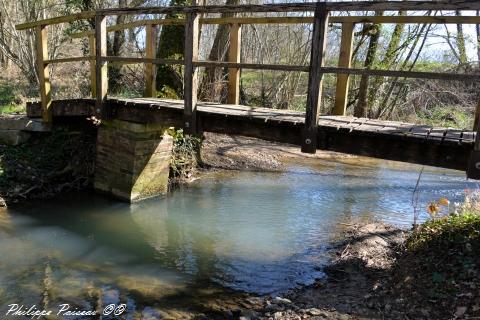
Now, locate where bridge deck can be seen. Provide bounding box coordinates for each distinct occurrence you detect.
[26,98,475,172]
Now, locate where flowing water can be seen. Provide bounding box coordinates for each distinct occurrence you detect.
[0,157,476,317]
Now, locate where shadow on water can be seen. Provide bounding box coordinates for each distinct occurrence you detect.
[0,158,476,317]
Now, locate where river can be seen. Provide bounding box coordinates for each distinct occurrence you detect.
[0,157,474,318]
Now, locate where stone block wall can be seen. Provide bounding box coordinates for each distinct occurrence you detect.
[0,115,50,145]
[94,120,173,202]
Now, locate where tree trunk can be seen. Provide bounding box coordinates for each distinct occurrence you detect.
[202,0,239,102]
[0,11,6,68]
[477,10,480,68]
[107,0,128,93]
[455,10,468,68]
[368,10,405,116]
[354,14,382,118]
[156,0,191,98]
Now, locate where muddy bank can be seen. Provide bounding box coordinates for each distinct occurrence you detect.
[200,132,356,172]
[192,221,408,320]
[198,218,479,320]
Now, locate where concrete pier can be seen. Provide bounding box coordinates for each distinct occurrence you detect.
[94,120,173,202]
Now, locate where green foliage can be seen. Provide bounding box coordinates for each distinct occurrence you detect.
[156,55,184,99]
[416,106,472,129]
[115,86,142,99]
[412,60,457,72]
[407,212,480,252]
[397,192,480,306]
[0,81,25,114]
[0,83,16,106]
[167,128,202,181]
[0,104,25,115]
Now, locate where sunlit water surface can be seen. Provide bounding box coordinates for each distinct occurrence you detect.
[0,157,475,316]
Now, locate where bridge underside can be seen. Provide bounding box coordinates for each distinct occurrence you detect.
[27,98,475,172]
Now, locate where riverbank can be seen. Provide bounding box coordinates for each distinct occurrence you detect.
[196,214,479,320]
[193,220,407,320]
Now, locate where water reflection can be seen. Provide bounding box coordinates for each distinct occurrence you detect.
[0,158,475,316]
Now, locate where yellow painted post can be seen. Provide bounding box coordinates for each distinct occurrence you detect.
[227,23,241,105]
[35,25,52,123]
[88,34,96,98]
[333,22,354,116]
[95,14,108,118]
[144,24,157,98]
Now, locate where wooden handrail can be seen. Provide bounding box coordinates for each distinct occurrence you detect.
[44,56,94,64]
[321,67,480,81]
[69,15,480,39]
[16,2,480,32]
[102,56,184,65]
[94,1,480,16]
[194,61,309,72]
[96,58,480,82]
[16,11,95,30]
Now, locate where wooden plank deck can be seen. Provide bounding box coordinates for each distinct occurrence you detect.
[26,98,475,171]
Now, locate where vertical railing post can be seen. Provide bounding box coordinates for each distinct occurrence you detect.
[35,25,52,123]
[468,100,480,178]
[333,22,354,116]
[467,131,480,179]
[302,3,329,153]
[144,23,157,98]
[473,100,480,131]
[184,10,200,134]
[227,23,241,105]
[95,14,108,119]
[88,34,96,98]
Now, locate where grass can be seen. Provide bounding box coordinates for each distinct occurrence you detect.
[0,104,25,114]
[0,79,25,115]
[415,105,473,129]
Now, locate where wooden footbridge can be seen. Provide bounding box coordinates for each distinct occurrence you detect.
[15,1,480,181]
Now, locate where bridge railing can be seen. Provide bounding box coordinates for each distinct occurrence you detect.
[15,1,480,153]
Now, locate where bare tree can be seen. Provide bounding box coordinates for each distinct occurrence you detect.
[477,10,480,68]
[354,11,383,118]
[201,0,239,102]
